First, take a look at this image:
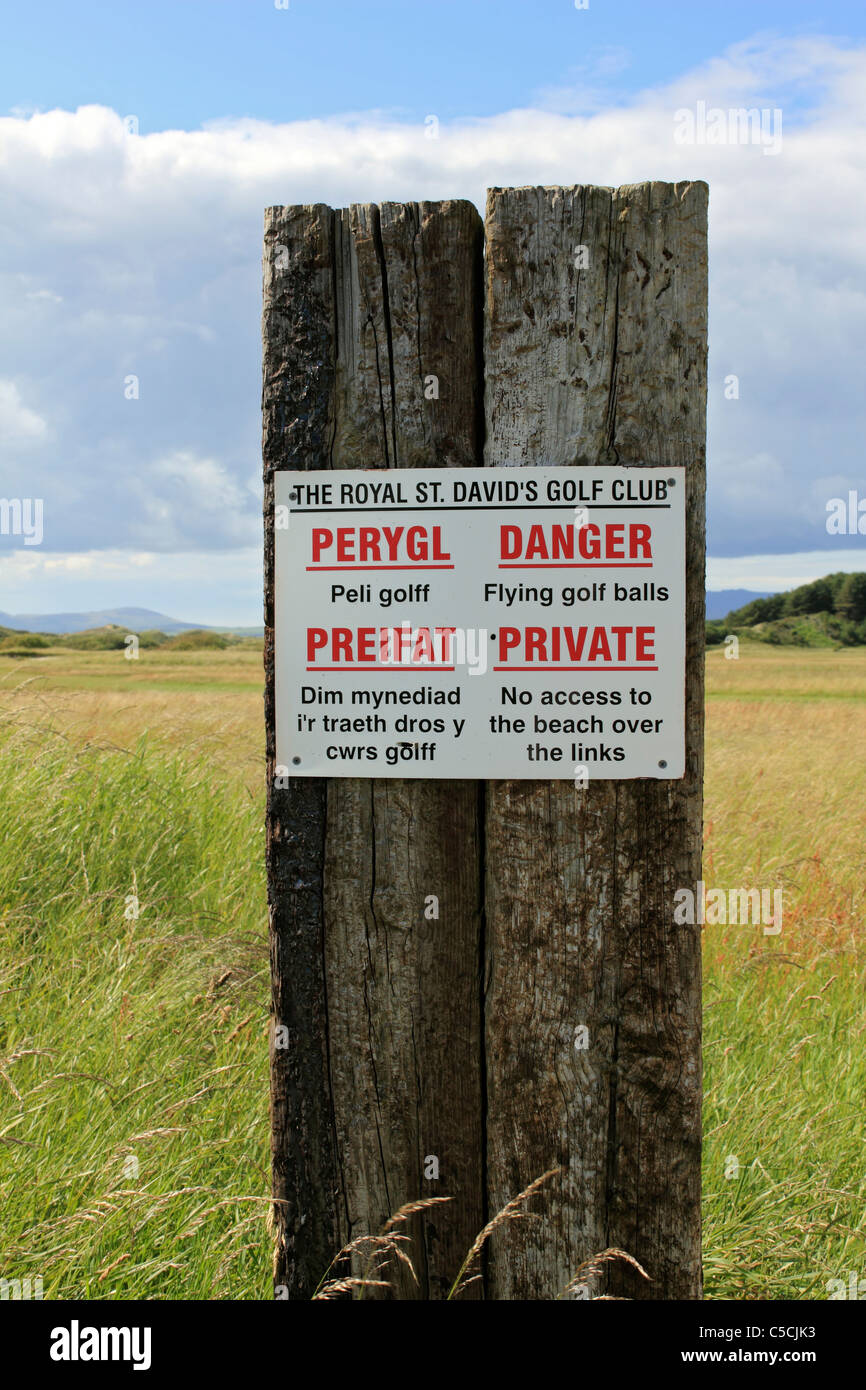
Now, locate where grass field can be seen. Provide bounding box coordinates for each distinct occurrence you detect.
[0,639,863,1299]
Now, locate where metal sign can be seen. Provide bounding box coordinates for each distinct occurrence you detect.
[274,467,686,779]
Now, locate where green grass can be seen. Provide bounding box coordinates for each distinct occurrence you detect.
[1,643,864,1299]
[708,687,866,702]
[703,954,866,1298]
[701,647,866,1299]
[32,677,263,694]
[0,721,271,1299]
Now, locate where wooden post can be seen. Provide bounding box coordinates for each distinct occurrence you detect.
[264,182,707,1300]
[263,200,485,1299]
[263,205,340,1300]
[483,182,707,1299]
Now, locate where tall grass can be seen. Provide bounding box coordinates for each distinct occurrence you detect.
[702,653,866,1298]
[1,645,864,1298]
[0,712,271,1298]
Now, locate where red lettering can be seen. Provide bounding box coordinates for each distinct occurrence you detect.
[406,526,426,561]
[332,628,352,659]
[382,526,404,561]
[358,527,381,561]
[551,525,575,560]
[336,529,355,562]
[525,525,546,560]
[311,529,332,562]
[631,524,652,559]
[431,527,450,559]
[578,524,601,560]
[500,525,522,559]
[606,524,625,559]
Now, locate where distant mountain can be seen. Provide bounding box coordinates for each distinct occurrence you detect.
[0,607,262,636]
[705,590,773,621]
[2,594,767,632]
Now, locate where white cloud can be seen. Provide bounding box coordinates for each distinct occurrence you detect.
[0,546,262,626]
[0,32,864,611]
[707,551,866,592]
[128,449,259,550]
[0,379,47,445]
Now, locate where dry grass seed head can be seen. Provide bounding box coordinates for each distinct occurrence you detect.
[448,1167,561,1299]
[560,1247,650,1298]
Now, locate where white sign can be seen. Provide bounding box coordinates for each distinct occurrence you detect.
[274,467,686,780]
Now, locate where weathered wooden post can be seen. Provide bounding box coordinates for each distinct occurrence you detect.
[263,182,707,1300]
[482,183,707,1300]
[263,201,486,1299]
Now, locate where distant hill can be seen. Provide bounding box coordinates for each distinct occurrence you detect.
[706,590,773,621]
[0,621,263,653]
[706,571,866,648]
[0,597,782,629]
[0,607,262,637]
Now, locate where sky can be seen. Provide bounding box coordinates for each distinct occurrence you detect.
[1,0,865,624]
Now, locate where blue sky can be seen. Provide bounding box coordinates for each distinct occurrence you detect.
[4,1,863,129]
[1,1,865,624]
